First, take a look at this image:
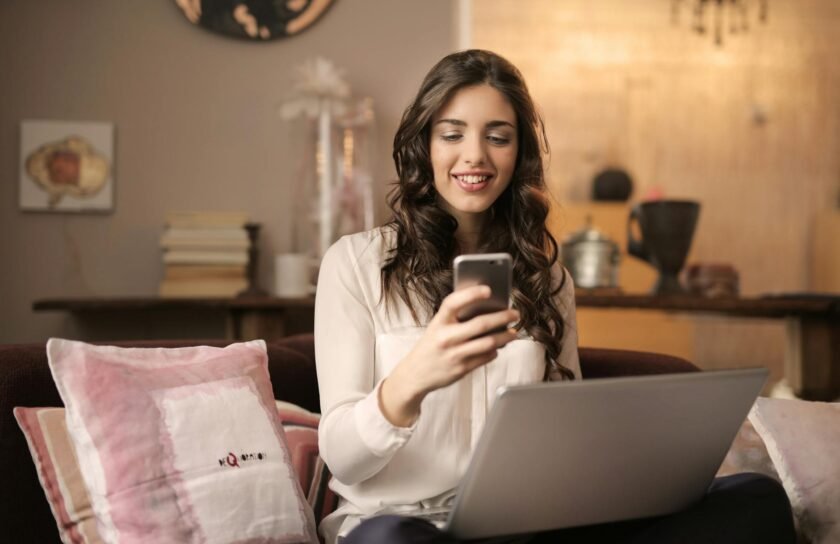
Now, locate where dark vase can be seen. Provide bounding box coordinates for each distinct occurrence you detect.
[627,200,700,295]
[592,168,633,201]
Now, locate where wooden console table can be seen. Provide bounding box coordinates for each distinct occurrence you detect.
[575,292,840,401]
[33,293,839,401]
[32,296,315,344]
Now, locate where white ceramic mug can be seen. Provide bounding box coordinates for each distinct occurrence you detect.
[274,253,311,298]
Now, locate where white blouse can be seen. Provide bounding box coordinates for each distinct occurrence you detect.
[314,227,580,543]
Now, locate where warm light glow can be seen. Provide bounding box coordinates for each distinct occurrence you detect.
[343,128,354,182]
[315,144,324,178]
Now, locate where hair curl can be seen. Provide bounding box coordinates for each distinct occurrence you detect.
[382,49,574,380]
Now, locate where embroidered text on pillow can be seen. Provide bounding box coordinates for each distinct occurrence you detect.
[218,451,268,467]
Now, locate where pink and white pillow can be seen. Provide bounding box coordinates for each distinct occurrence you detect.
[15,401,334,544]
[41,338,318,544]
[15,401,335,544]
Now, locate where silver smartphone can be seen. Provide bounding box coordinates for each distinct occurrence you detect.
[453,253,512,328]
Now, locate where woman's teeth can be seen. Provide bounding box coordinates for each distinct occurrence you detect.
[457,175,489,184]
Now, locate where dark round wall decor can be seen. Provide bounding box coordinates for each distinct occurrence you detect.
[175,0,335,41]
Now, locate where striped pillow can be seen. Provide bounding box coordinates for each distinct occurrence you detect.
[14,407,101,544]
[273,401,338,525]
[14,401,335,544]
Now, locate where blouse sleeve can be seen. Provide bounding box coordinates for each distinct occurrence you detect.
[547,267,582,381]
[314,237,416,486]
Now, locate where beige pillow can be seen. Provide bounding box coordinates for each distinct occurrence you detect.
[716,417,779,480]
[749,397,840,544]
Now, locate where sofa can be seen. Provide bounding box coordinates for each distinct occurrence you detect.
[0,334,698,543]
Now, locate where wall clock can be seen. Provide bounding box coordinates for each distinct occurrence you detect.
[175,0,335,41]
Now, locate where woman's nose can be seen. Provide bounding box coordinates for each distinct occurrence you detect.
[462,134,487,166]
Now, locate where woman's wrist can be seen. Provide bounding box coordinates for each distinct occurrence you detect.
[379,371,425,428]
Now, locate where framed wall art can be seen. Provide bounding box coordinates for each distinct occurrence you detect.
[174,0,335,41]
[19,120,115,213]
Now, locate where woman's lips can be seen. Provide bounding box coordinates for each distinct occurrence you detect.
[452,173,493,193]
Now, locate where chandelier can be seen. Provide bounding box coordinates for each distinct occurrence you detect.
[671,0,768,45]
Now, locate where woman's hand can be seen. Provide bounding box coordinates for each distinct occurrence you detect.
[379,285,520,427]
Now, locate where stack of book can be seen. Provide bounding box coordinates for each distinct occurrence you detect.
[158,211,250,298]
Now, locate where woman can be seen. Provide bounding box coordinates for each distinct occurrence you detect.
[314,49,794,544]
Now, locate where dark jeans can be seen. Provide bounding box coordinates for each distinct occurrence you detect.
[341,473,795,544]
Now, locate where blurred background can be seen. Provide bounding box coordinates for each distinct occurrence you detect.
[1,1,838,388]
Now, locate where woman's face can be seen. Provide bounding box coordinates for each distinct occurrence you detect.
[429,84,518,225]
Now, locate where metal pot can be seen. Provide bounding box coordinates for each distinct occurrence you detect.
[561,217,620,289]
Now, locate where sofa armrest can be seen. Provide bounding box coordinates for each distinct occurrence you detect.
[0,344,69,544]
[265,336,319,412]
[579,347,700,379]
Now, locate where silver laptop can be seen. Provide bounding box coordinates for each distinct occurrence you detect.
[440,368,767,540]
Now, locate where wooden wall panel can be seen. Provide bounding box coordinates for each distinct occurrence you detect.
[811,211,840,292]
[473,0,840,373]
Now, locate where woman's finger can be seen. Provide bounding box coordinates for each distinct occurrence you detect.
[460,350,499,373]
[444,309,519,346]
[435,285,491,324]
[448,328,517,362]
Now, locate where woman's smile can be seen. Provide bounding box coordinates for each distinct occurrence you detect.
[451,170,495,192]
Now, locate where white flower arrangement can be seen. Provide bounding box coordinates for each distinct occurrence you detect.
[277,57,374,260]
[279,57,350,120]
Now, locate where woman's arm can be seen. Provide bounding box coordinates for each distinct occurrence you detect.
[315,237,404,485]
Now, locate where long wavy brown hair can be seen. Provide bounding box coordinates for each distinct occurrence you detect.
[381,49,574,380]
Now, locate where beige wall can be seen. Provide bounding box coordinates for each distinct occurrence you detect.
[472,0,840,374]
[0,1,458,343]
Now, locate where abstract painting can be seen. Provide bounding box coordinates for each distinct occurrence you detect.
[19,120,114,213]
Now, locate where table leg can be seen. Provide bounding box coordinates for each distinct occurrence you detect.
[227,309,288,341]
[226,309,242,341]
[785,317,840,401]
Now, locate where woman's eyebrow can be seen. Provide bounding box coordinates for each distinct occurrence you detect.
[434,118,466,127]
[433,119,516,129]
[486,120,516,129]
